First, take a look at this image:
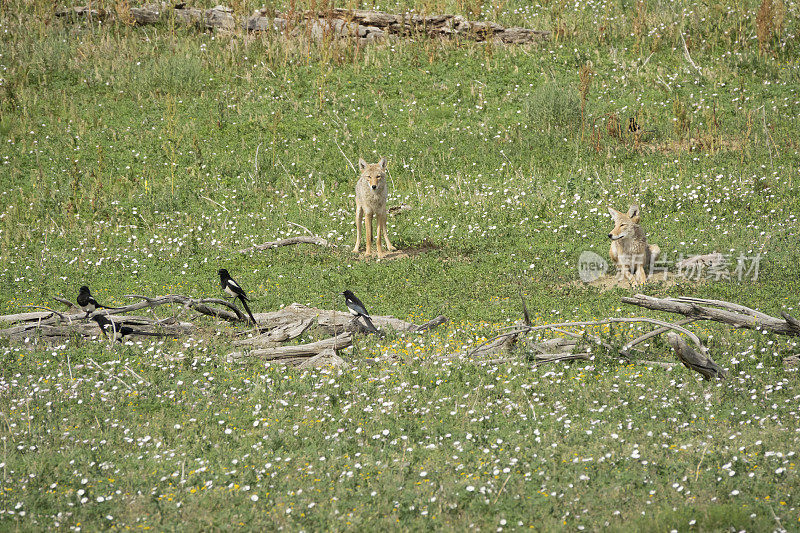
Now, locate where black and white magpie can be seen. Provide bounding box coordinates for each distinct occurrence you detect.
[92,315,166,343]
[77,285,111,315]
[341,290,378,333]
[218,268,257,324]
[91,314,135,343]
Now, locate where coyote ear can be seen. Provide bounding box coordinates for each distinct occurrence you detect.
[627,205,640,222]
[379,157,387,170]
[358,158,367,171]
[608,207,621,219]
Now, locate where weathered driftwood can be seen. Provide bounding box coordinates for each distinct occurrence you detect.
[226,303,445,364]
[533,352,592,363]
[478,351,592,366]
[0,316,193,343]
[468,331,520,358]
[233,316,314,347]
[251,303,446,336]
[473,335,678,369]
[297,348,349,369]
[622,294,800,336]
[529,337,579,354]
[0,294,248,325]
[112,294,246,322]
[0,311,59,323]
[239,235,333,253]
[0,293,247,342]
[57,4,550,44]
[620,317,697,357]
[0,296,446,352]
[467,317,705,358]
[53,296,81,311]
[229,332,352,361]
[666,332,727,380]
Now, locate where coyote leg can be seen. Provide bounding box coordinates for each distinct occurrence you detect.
[364,213,374,256]
[352,204,363,253]
[375,216,385,257]
[380,213,396,252]
[633,265,647,285]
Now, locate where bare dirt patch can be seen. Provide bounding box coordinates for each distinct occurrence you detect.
[361,244,440,261]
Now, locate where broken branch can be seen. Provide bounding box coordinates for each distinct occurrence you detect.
[229,332,353,361]
[622,294,800,336]
[238,235,334,253]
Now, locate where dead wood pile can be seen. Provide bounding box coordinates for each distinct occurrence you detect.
[0,297,447,368]
[463,293,799,378]
[56,3,550,45]
[4,290,794,376]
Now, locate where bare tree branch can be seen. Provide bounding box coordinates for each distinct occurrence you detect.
[114,295,246,322]
[622,294,800,336]
[621,318,697,356]
[20,305,75,323]
[53,296,81,311]
[467,318,704,358]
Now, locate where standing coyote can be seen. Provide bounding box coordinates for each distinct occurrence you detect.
[352,157,396,257]
[608,205,661,284]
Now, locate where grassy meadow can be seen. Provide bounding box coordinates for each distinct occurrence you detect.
[1,0,800,529]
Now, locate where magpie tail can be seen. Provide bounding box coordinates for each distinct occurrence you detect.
[359,314,379,334]
[238,296,257,324]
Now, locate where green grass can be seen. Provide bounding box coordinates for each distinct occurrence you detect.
[1,0,799,529]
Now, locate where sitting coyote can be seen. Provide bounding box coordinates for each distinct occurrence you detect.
[352,157,396,258]
[608,205,661,285]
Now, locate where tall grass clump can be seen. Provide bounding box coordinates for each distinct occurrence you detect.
[756,0,785,56]
[527,80,580,133]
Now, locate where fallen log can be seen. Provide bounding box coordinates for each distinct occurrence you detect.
[0,294,245,325]
[0,297,446,348]
[239,235,333,253]
[0,311,61,323]
[229,331,352,361]
[621,294,800,336]
[233,316,314,347]
[251,303,447,335]
[530,337,580,354]
[0,317,193,343]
